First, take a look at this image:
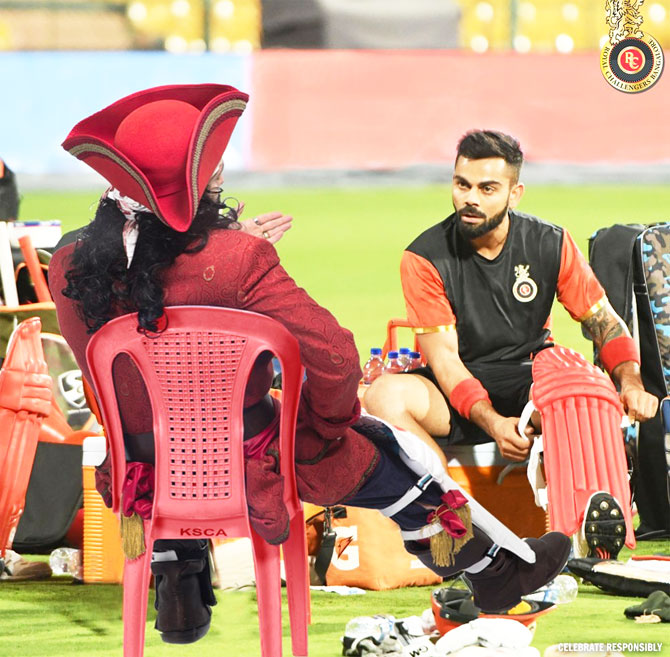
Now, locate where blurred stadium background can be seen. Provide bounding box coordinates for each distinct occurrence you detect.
[2,0,669,180]
[1,0,670,358]
[2,6,670,657]
[1,0,670,52]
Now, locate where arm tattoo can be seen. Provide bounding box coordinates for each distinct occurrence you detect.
[581,306,626,350]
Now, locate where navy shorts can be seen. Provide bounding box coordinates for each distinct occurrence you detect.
[407,360,533,448]
[344,427,445,532]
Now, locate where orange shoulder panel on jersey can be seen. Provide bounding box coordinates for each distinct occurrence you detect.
[400,250,456,333]
[556,230,607,321]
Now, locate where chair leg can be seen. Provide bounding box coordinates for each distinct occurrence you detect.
[250,528,283,657]
[283,512,310,656]
[122,548,152,657]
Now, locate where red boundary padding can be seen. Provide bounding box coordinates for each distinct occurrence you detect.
[251,51,670,171]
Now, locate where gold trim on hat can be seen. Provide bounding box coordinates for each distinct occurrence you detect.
[68,142,162,219]
[190,98,247,211]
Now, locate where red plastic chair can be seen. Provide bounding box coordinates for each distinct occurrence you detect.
[85,306,309,657]
[0,317,53,556]
[381,318,422,360]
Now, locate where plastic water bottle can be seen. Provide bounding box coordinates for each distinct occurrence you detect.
[420,607,437,634]
[408,351,422,371]
[398,347,412,371]
[525,574,578,604]
[362,348,385,385]
[384,351,405,375]
[49,547,83,580]
[344,615,396,643]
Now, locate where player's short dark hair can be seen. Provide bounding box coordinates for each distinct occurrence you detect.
[456,130,523,181]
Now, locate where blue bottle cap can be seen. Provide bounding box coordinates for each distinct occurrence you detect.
[399,347,411,354]
[370,347,383,355]
[410,351,421,358]
[388,351,399,359]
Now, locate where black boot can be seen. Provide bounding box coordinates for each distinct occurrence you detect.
[466,531,571,613]
[151,544,217,644]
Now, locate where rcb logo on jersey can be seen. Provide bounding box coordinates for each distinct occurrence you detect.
[512,264,538,303]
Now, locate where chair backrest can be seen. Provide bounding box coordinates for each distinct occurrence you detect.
[86,306,304,534]
[382,317,421,359]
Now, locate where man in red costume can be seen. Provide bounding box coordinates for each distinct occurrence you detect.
[50,86,571,645]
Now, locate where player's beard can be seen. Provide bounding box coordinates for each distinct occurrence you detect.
[456,203,508,240]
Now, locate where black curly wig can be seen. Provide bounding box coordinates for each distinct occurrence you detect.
[63,193,240,334]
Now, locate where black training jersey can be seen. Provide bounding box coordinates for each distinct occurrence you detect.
[404,210,564,363]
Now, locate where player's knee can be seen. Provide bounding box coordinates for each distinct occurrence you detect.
[362,373,408,416]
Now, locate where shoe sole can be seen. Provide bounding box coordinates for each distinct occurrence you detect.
[159,620,210,644]
[582,492,626,560]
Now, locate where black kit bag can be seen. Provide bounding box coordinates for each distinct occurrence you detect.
[11,442,83,552]
[11,334,95,552]
[589,223,670,537]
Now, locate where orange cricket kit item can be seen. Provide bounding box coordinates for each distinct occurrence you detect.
[304,503,442,591]
[0,318,52,555]
[445,444,547,539]
[17,234,52,303]
[530,347,635,548]
[431,587,557,635]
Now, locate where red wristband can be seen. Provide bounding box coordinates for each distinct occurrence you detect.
[599,335,640,374]
[450,378,491,420]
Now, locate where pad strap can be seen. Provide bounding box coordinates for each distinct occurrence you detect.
[379,473,433,518]
[450,378,491,420]
[527,435,548,510]
[464,544,501,574]
[600,335,640,374]
[401,523,444,541]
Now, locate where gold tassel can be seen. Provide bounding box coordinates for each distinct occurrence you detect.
[120,512,146,560]
[429,503,473,568]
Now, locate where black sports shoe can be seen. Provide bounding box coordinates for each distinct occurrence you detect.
[582,491,626,560]
[151,542,217,645]
[466,532,572,614]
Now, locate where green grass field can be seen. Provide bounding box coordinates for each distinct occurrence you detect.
[8,183,670,657]
[20,183,670,362]
[2,540,669,657]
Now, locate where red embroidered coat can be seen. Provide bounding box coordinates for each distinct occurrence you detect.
[49,228,378,505]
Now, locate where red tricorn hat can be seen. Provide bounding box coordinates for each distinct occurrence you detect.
[62,84,248,232]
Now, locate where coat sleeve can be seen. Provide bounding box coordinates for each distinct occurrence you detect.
[236,238,362,439]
